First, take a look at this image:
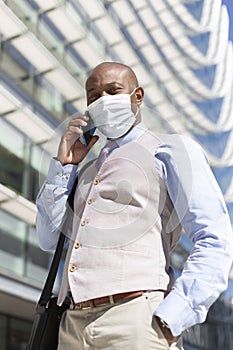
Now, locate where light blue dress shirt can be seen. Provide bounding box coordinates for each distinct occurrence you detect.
[36,123,233,336]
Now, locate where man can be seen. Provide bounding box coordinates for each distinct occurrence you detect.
[37,62,233,349]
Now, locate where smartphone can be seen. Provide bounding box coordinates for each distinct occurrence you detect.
[79,113,96,146]
[80,126,96,146]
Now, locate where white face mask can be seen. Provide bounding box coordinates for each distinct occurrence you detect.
[87,89,138,139]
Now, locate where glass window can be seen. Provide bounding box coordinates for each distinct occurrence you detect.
[35,76,64,118]
[6,0,37,27]
[0,315,7,350]
[0,313,32,350]
[8,317,31,350]
[0,210,26,276]
[0,141,43,202]
[0,118,52,201]
[30,144,48,201]
[31,143,50,175]
[39,18,64,57]
[0,209,26,242]
[0,144,24,195]
[27,165,41,202]
[26,226,51,283]
[0,210,51,284]
[1,50,27,83]
[0,119,25,159]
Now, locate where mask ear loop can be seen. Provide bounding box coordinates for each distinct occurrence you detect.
[129,87,140,118]
[129,86,139,96]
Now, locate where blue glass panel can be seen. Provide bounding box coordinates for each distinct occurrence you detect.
[193,130,231,158]
[188,32,210,55]
[192,97,223,123]
[191,65,216,89]
[184,0,204,22]
[226,202,233,224]
[212,166,233,194]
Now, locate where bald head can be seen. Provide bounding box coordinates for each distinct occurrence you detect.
[86,62,138,90]
[85,61,143,107]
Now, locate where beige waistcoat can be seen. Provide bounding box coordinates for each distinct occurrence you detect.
[58,131,182,305]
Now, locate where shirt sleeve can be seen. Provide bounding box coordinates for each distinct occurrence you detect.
[36,158,78,251]
[154,134,233,336]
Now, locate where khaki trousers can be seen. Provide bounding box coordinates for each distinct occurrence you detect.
[58,291,183,350]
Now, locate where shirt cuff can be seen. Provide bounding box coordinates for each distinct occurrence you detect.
[47,158,78,189]
[154,290,197,336]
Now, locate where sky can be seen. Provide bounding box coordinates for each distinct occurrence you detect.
[222,0,233,41]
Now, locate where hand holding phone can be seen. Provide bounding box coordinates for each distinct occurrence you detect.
[57,113,98,165]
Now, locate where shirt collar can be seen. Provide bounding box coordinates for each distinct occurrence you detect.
[114,122,147,148]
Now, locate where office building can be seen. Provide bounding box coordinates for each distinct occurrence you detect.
[0,1,232,348]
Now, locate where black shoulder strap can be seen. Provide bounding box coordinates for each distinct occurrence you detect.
[67,175,79,211]
[38,176,78,306]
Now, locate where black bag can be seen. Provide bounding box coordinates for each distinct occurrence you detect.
[26,215,70,350]
[26,297,69,349]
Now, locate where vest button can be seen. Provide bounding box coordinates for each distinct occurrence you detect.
[69,265,77,272]
[81,219,88,226]
[75,242,81,249]
[87,198,93,205]
[94,178,100,185]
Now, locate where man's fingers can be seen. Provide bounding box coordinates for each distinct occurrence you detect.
[70,115,89,127]
[68,116,88,133]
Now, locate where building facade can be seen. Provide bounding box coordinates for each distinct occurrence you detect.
[0,0,232,349]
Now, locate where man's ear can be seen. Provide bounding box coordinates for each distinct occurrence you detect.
[135,87,144,105]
